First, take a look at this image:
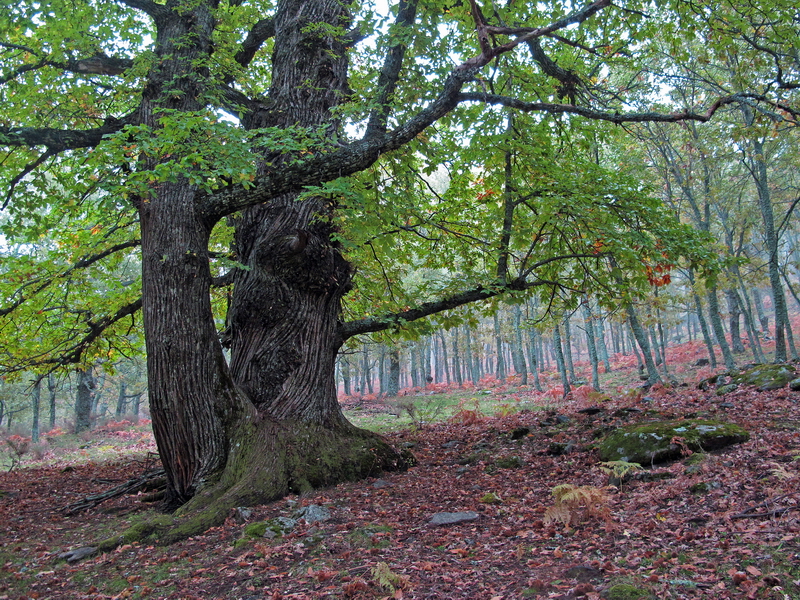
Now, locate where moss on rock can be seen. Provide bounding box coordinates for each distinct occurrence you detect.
[731,363,796,391]
[598,419,749,464]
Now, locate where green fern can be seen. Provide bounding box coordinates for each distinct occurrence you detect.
[371,561,409,593]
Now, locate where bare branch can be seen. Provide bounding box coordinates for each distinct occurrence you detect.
[455,91,758,123]
[2,149,56,210]
[0,240,141,318]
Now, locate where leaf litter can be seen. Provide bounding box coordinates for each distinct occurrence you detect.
[1,378,799,599]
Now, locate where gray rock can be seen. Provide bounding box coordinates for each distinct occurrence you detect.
[233,507,253,523]
[372,478,392,488]
[790,378,800,391]
[428,511,480,526]
[58,547,97,563]
[294,504,331,523]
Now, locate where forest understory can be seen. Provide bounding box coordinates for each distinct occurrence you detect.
[1,342,799,600]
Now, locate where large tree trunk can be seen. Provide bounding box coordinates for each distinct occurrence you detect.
[124,0,408,539]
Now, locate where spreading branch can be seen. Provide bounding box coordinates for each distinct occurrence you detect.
[455,92,757,124]
[0,297,143,374]
[339,251,599,340]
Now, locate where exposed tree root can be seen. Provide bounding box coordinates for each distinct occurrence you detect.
[93,421,412,551]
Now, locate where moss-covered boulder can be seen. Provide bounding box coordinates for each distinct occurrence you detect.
[731,363,796,391]
[598,419,749,464]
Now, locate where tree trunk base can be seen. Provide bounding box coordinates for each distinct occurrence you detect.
[96,421,412,549]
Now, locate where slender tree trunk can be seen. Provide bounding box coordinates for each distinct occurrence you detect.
[706,283,736,370]
[581,299,600,390]
[452,329,463,387]
[751,287,769,334]
[341,356,352,396]
[494,312,506,381]
[562,316,576,383]
[552,324,570,397]
[749,136,790,361]
[115,382,127,419]
[47,374,57,431]
[625,304,662,386]
[594,310,612,373]
[512,304,528,385]
[387,348,400,396]
[75,368,95,434]
[31,378,41,443]
[410,345,420,388]
[527,328,543,391]
[726,288,745,353]
[438,331,450,385]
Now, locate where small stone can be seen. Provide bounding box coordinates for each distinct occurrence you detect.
[233,507,253,523]
[577,407,604,415]
[59,547,97,563]
[372,478,392,489]
[441,440,460,449]
[428,511,480,526]
[555,414,571,424]
[719,402,735,408]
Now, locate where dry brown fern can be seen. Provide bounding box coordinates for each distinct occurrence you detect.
[543,484,614,529]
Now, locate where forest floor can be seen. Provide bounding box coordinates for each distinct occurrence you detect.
[1,343,799,599]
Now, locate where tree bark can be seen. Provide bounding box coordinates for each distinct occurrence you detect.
[581,299,600,390]
[74,368,94,434]
[494,312,507,381]
[31,378,41,443]
[47,374,57,431]
[552,324,570,397]
[625,303,662,386]
[387,348,400,396]
[706,283,736,370]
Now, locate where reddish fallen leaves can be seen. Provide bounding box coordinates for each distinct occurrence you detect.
[1,380,799,599]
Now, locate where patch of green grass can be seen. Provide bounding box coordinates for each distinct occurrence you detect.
[344,390,549,434]
[105,578,132,594]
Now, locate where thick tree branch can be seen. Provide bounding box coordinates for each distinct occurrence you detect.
[526,38,584,102]
[339,278,541,340]
[197,0,619,222]
[339,252,601,340]
[364,0,420,137]
[114,0,172,20]
[0,115,132,152]
[235,18,275,68]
